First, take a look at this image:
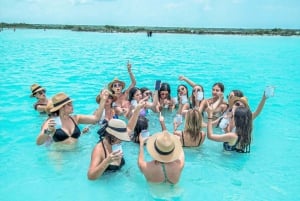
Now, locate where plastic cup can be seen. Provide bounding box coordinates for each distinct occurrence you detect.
[141,130,150,139]
[265,86,275,98]
[131,100,137,107]
[174,114,182,124]
[181,95,188,104]
[196,91,204,101]
[54,116,61,129]
[112,143,123,153]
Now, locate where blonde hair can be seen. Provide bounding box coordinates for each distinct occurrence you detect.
[184,109,202,141]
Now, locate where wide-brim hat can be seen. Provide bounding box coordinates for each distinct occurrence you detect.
[108,78,126,91]
[96,91,117,104]
[106,119,130,141]
[146,131,183,163]
[50,92,72,112]
[229,96,249,108]
[30,83,45,97]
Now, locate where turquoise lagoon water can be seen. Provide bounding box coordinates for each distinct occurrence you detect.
[0,29,300,201]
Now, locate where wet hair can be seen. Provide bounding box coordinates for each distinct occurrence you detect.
[132,116,149,143]
[232,90,244,97]
[213,82,225,93]
[159,82,171,100]
[234,107,252,153]
[184,109,203,142]
[128,87,140,102]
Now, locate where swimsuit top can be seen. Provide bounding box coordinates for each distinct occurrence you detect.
[182,131,202,147]
[52,117,81,142]
[223,135,240,151]
[161,163,174,184]
[139,108,147,117]
[102,141,125,172]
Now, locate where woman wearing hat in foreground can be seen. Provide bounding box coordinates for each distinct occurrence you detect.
[87,100,147,180]
[206,101,253,153]
[36,90,107,145]
[138,114,184,184]
[30,83,49,114]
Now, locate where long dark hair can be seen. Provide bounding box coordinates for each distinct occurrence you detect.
[234,107,252,153]
[128,87,140,102]
[158,82,171,100]
[132,116,149,143]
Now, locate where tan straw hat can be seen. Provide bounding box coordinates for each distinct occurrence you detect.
[229,96,249,108]
[106,119,130,141]
[45,100,53,114]
[96,90,117,104]
[30,83,45,97]
[108,78,126,91]
[146,131,183,163]
[50,92,72,112]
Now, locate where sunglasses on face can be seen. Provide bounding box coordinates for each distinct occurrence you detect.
[160,92,169,96]
[177,87,185,92]
[108,134,118,144]
[193,88,201,93]
[144,91,152,96]
[35,90,45,96]
[234,102,245,107]
[66,102,73,107]
[113,83,122,88]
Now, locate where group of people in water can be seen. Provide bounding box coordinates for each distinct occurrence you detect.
[30,62,273,184]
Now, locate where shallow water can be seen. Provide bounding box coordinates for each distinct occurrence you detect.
[0,29,300,201]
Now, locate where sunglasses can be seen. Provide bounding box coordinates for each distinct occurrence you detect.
[113,83,122,88]
[193,88,201,93]
[35,90,45,96]
[144,91,152,96]
[108,134,118,144]
[160,92,169,96]
[108,95,114,100]
[177,87,185,92]
[234,102,245,107]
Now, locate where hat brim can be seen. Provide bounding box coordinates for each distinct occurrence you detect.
[146,132,183,163]
[108,79,126,91]
[30,87,45,97]
[229,96,249,108]
[50,98,72,112]
[106,127,130,141]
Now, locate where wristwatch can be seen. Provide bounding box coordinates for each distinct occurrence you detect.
[44,129,52,135]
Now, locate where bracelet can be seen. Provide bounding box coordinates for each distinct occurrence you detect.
[207,117,213,119]
[44,129,52,135]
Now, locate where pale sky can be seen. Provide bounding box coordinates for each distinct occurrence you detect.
[0,0,299,29]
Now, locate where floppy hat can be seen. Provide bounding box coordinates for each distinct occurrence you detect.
[96,91,117,104]
[229,96,249,108]
[108,78,126,91]
[106,119,130,141]
[50,92,72,112]
[147,131,183,163]
[30,83,45,97]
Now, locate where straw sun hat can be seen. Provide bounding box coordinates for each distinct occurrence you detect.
[50,92,72,112]
[146,131,183,163]
[106,119,130,141]
[229,96,249,108]
[108,78,126,91]
[30,83,45,97]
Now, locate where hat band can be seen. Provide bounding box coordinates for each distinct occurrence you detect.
[32,86,42,94]
[107,125,126,133]
[53,97,70,107]
[154,140,175,155]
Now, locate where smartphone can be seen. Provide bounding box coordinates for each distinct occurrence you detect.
[112,143,123,153]
[264,86,275,98]
[155,80,161,90]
